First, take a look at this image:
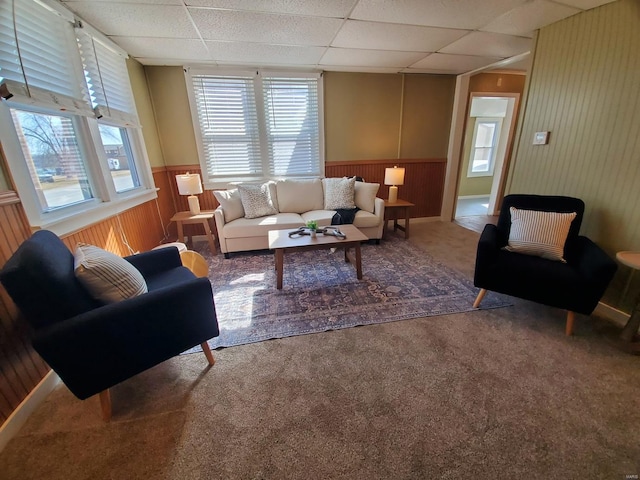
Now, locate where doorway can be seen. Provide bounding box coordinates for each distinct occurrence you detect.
[454,93,519,221]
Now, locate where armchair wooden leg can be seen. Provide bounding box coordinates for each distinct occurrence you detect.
[201,341,215,366]
[473,289,487,308]
[99,389,112,422]
[566,311,575,336]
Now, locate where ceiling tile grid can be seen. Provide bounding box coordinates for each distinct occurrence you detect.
[61,0,615,74]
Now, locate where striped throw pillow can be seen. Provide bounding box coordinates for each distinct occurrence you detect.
[504,207,577,262]
[74,244,148,303]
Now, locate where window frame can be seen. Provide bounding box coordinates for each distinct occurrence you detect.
[185,67,324,189]
[0,0,156,236]
[467,117,502,178]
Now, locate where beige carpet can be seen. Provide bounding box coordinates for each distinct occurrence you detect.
[2,220,639,480]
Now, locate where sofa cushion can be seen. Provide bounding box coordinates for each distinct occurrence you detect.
[276,179,324,213]
[212,189,245,222]
[74,243,148,303]
[354,181,380,213]
[238,183,278,219]
[223,213,304,238]
[323,177,356,210]
[301,210,336,227]
[504,207,577,262]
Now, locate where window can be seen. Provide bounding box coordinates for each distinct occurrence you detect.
[186,69,323,187]
[98,124,140,193]
[468,118,502,177]
[11,108,93,211]
[0,0,154,234]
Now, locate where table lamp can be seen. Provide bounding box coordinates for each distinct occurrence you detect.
[384,166,405,203]
[176,172,203,215]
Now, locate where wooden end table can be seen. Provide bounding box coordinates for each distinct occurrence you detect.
[384,199,415,239]
[171,211,217,254]
[268,224,368,290]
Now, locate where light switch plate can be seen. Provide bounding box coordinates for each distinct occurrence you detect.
[533,131,550,145]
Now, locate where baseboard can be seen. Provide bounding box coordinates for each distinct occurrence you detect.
[594,301,630,328]
[0,370,60,452]
[412,216,443,223]
[457,195,490,200]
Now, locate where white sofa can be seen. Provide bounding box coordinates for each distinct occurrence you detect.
[213,178,385,257]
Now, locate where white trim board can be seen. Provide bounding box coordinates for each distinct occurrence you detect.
[457,195,491,200]
[0,370,60,452]
[594,301,629,328]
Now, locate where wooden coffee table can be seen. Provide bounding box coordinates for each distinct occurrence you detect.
[268,224,369,289]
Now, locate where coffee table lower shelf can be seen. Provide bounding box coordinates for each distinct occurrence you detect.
[268,225,368,290]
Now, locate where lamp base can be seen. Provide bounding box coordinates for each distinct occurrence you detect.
[187,195,201,215]
[388,186,398,203]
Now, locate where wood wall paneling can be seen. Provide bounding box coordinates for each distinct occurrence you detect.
[0,194,48,425]
[326,159,445,218]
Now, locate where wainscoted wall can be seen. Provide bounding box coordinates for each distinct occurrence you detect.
[0,169,174,425]
[0,191,49,426]
[168,159,445,222]
[506,0,640,308]
[325,159,445,218]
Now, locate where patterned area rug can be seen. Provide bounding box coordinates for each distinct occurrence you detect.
[193,234,510,349]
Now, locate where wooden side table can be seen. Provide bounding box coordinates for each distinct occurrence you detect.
[383,199,415,239]
[171,211,217,254]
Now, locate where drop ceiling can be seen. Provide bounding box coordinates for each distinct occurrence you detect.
[61,0,617,75]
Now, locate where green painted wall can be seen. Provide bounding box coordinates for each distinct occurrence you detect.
[506,0,640,309]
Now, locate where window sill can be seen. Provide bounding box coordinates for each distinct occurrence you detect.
[33,188,158,237]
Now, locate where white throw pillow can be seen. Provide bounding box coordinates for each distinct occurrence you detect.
[74,243,148,303]
[275,179,324,213]
[213,189,245,222]
[354,181,380,213]
[504,207,577,262]
[323,177,356,210]
[238,183,278,219]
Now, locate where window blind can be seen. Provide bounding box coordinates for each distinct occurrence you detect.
[262,76,321,177]
[0,0,92,115]
[76,29,139,127]
[191,74,262,180]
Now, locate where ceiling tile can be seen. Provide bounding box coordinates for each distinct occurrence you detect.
[321,65,402,74]
[63,3,197,38]
[440,32,532,58]
[332,20,468,52]
[320,48,426,68]
[408,53,503,74]
[184,0,358,17]
[553,0,617,9]
[110,37,208,61]
[350,0,528,30]
[63,0,181,4]
[189,8,342,45]
[205,42,326,65]
[481,0,581,37]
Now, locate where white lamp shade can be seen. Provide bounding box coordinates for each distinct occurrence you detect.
[176,173,203,196]
[384,167,405,186]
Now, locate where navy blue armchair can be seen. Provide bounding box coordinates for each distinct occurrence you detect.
[0,230,219,420]
[473,195,617,335]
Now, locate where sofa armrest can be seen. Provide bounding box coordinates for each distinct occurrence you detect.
[476,224,501,265]
[33,277,218,399]
[124,247,182,278]
[566,236,617,284]
[214,207,227,253]
[373,197,385,220]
